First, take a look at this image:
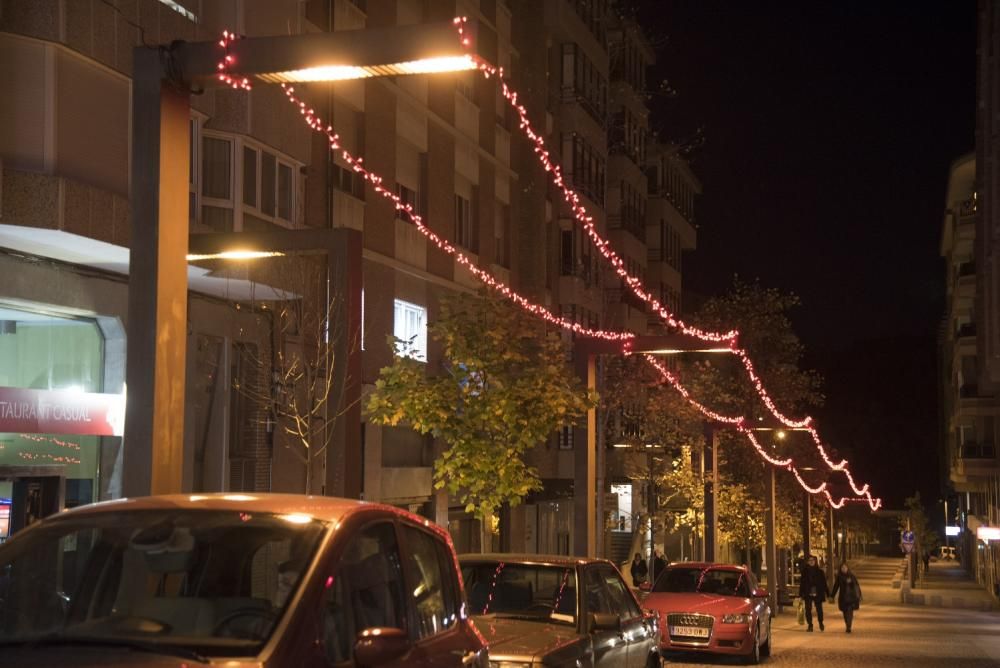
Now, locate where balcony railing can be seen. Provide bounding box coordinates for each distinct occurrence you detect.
[606,287,646,312]
[957,322,977,338]
[959,384,979,398]
[608,213,645,241]
[960,443,996,459]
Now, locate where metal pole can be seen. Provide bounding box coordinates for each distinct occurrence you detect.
[802,491,811,559]
[573,352,597,557]
[765,464,778,613]
[124,47,191,496]
[826,504,835,583]
[704,423,718,562]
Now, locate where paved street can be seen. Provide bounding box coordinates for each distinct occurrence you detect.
[661,558,1000,667]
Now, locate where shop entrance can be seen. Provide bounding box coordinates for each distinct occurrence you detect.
[0,466,64,542]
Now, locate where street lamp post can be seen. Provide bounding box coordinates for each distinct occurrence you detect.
[125,22,482,497]
[573,334,724,557]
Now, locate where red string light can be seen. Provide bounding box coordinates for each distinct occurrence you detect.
[216,30,251,90]
[220,23,881,512]
[643,354,881,511]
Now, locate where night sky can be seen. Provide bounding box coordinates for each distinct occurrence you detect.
[638,2,976,507]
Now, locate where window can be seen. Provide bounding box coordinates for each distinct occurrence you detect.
[242,146,258,207]
[562,134,605,205]
[600,568,641,618]
[396,184,421,221]
[394,299,427,361]
[202,136,231,200]
[561,43,607,123]
[401,526,457,639]
[323,522,406,665]
[455,194,477,252]
[277,163,292,221]
[260,151,276,217]
[495,203,510,267]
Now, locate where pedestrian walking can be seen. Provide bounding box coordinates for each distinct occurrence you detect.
[798,554,829,631]
[630,552,648,587]
[922,551,931,573]
[652,549,667,583]
[829,561,862,633]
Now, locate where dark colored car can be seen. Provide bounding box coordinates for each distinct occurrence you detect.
[459,553,662,668]
[642,562,772,664]
[0,493,488,667]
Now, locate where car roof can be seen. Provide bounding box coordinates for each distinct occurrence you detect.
[459,552,617,568]
[666,562,748,571]
[55,493,434,528]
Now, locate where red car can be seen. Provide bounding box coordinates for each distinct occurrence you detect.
[0,494,488,667]
[642,562,772,664]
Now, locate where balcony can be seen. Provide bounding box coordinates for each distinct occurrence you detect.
[606,286,646,312]
[957,261,976,278]
[608,213,645,242]
[957,322,977,338]
[960,443,996,459]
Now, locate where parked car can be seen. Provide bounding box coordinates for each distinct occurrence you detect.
[939,545,956,560]
[0,493,488,667]
[642,562,772,665]
[459,553,662,667]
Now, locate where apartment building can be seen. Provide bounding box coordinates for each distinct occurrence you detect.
[936,0,1000,602]
[0,0,517,538]
[939,152,999,591]
[505,1,699,559]
[0,0,698,557]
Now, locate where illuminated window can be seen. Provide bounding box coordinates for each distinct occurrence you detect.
[393,299,427,361]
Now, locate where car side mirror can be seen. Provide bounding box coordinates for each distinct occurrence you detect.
[639,581,652,592]
[354,627,410,666]
[752,587,768,598]
[591,612,622,632]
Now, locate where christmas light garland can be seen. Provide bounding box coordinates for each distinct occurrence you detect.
[217,22,881,511]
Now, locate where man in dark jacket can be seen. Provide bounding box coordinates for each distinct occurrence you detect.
[798,554,829,631]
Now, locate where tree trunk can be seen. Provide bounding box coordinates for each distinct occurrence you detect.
[480,517,492,554]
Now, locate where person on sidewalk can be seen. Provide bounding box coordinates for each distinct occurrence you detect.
[652,549,667,583]
[829,561,862,633]
[798,554,829,631]
[630,552,648,587]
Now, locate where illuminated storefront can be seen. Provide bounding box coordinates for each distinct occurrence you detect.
[0,305,124,537]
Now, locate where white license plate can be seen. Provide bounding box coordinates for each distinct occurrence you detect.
[670,625,709,638]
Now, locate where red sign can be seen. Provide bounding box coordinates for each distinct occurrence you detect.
[0,387,124,437]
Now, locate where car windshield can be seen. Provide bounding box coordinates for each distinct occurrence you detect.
[653,567,749,597]
[0,508,326,657]
[461,562,577,625]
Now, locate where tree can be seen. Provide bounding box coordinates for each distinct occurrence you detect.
[904,492,940,573]
[366,291,596,550]
[234,258,352,494]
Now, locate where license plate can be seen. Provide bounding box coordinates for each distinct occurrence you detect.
[670,625,709,638]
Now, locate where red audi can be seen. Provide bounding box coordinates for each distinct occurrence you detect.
[642,562,772,664]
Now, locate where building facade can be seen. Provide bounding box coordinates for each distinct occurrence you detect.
[0,0,697,557]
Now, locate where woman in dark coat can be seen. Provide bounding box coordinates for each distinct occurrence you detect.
[829,561,862,633]
[630,552,648,586]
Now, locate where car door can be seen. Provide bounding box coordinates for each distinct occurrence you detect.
[598,566,655,668]
[583,566,629,667]
[397,521,485,667]
[745,572,769,644]
[318,519,418,668]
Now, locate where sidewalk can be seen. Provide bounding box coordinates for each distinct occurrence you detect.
[902,559,999,612]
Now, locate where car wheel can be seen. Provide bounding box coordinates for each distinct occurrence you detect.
[744,625,761,665]
[646,650,665,668]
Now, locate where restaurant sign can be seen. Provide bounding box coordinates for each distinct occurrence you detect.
[0,387,124,437]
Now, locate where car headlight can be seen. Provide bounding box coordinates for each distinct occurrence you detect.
[721,613,751,624]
